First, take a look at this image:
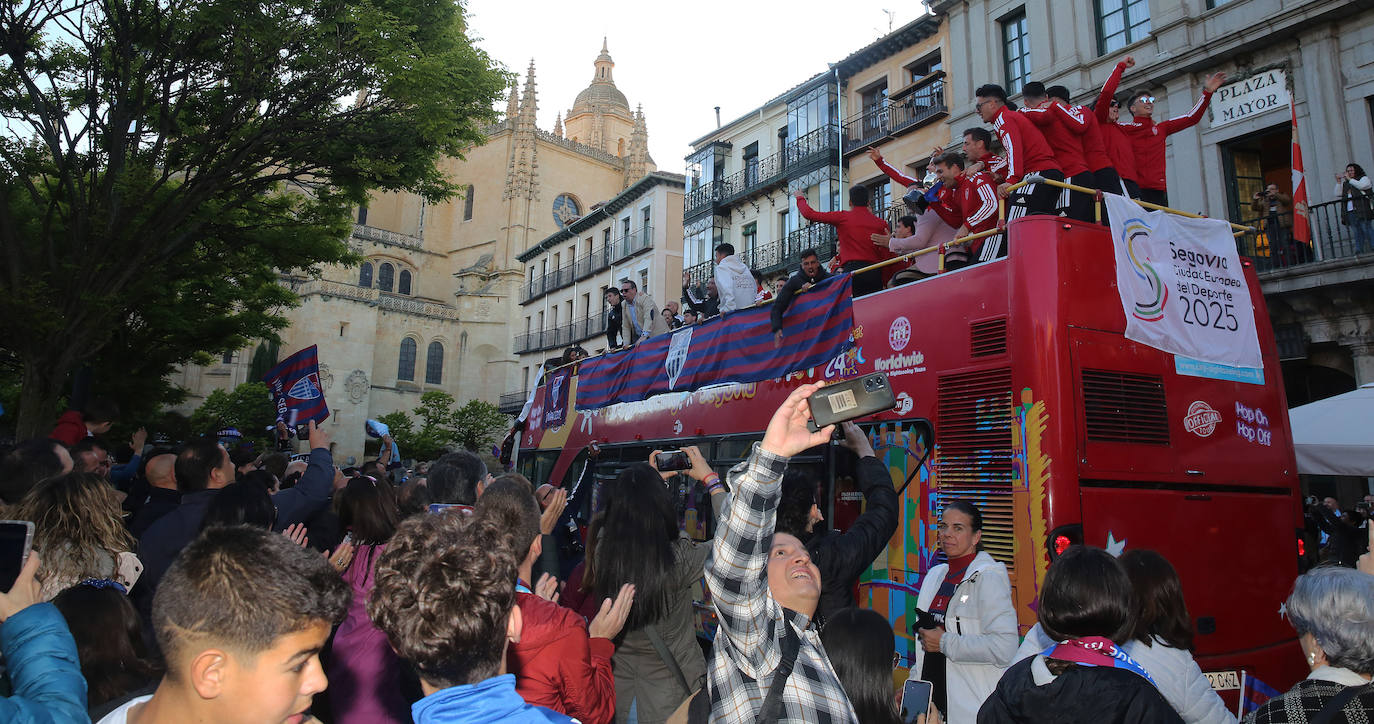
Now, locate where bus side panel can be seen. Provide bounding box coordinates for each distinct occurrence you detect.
[1079,485,1305,689]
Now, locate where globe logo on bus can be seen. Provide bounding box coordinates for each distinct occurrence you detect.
[1183,400,1222,438]
[889,316,912,352]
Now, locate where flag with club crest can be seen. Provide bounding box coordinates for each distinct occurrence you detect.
[262,345,331,426]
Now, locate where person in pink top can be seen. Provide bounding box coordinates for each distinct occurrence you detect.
[327,476,410,723]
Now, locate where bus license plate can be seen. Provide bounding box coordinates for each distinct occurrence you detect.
[1205,671,1240,691]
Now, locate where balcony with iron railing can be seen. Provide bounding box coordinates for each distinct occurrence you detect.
[842,73,947,155]
[685,223,840,288]
[521,227,653,305]
[497,390,529,415]
[1236,198,1374,274]
[514,312,612,355]
[685,125,841,218]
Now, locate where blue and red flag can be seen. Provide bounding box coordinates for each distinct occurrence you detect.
[575,273,854,410]
[262,345,331,426]
[1240,670,1281,713]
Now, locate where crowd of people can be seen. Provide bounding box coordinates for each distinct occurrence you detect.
[1,388,1372,724]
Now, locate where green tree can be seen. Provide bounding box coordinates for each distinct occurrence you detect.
[451,398,510,453]
[189,382,276,449]
[0,0,509,436]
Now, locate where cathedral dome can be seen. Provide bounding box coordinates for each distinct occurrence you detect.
[572,83,630,114]
[567,39,631,119]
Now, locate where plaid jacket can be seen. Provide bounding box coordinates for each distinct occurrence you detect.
[703,444,859,724]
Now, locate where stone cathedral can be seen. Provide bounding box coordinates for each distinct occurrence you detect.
[171,42,656,460]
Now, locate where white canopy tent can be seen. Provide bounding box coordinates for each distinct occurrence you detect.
[1288,382,1374,476]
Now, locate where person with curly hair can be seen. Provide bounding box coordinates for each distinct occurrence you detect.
[367,510,575,724]
[9,471,142,600]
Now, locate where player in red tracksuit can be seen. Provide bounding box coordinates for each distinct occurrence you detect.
[1020,81,1093,222]
[1046,84,1123,225]
[962,127,1006,184]
[927,152,1003,264]
[795,186,893,297]
[1119,65,1228,207]
[975,83,1063,223]
[1096,57,1142,198]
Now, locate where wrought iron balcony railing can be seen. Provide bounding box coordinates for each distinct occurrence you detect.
[1236,198,1373,273]
[684,223,840,290]
[685,125,840,217]
[514,312,612,355]
[521,228,653,305]
[842,74,947,154]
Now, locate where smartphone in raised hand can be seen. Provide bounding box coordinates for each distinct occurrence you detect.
[654,450,691,472]
[0,521,35,592]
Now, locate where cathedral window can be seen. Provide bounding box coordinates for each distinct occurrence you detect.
[426,341,444,384]
[398,269,412,295]
[398,338,417,382]
[359,262,373,288]
[463,185,475,221]
[378,262,395,292]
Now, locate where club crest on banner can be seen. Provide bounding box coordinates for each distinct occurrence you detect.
[288,374,323,401]
[665,327,693,390]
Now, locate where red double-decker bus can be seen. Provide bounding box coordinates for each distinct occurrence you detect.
[516,214,1307,705]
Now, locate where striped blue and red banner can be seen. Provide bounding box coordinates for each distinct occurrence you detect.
[1241,671,1281,713]
[262,345,331,426]
[575,273,855,410]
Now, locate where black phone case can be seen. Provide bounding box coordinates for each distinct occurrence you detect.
[807,373,897,432]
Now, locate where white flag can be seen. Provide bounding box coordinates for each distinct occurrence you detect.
[1106,194,1263,369]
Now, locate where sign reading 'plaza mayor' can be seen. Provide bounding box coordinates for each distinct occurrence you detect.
[1209,68,1290,128]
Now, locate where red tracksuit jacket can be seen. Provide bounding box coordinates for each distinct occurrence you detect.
[1096,61,1139,183]
[1020,103,1089,177]
[992,105,1059,184]
[1120,84,1216,192]
[796,197,892,266]
[930,171,1000,256]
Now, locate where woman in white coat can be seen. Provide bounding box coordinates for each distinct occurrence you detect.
[1014,549,1236,724]
[907,500,1019,724]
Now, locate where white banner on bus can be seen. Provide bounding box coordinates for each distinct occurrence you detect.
[1106,193,1263,370]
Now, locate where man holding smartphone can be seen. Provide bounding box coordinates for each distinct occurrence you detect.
[704,383,859,723]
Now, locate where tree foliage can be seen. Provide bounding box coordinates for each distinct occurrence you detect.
[376,392,509,462]
[0,0,509,436]
[189,382,276,449]
[452,398,509,453]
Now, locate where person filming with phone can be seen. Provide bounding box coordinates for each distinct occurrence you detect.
[907,500,1017,724]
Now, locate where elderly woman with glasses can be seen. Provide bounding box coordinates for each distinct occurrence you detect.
[1245,567,1374,723]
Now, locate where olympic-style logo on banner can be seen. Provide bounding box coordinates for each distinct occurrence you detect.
[1121,216,1168,322]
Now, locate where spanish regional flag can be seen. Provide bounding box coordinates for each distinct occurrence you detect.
[1290,100,1311,245]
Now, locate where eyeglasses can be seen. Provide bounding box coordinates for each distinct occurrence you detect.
[1137,96,1156,104]
[1109,100,1120,108]
[620,288,633,293]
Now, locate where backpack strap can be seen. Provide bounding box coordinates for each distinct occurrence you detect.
[755,610,804,724]
[644,623,693,696]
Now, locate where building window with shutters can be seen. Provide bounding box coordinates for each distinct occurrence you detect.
[425,341,444,384]
[398,338,417,382]
[463,184,475,221]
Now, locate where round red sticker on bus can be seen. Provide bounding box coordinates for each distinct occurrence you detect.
[1184,400,1222,437]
